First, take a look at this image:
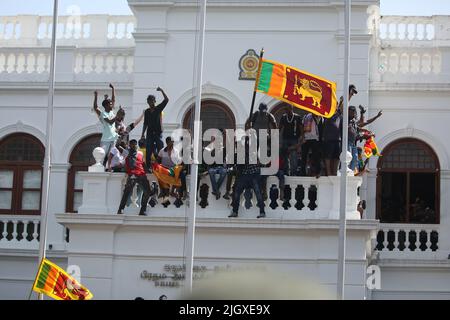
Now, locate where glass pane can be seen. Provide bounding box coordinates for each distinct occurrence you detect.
[0,135,44,162]
[21,191,40,210]
[380,172,407,223]
[409,173,436,224]
[0,191,12,209]
[74,172,84,190]
[383,141,436,170]
[71,135,101,165]
[73,192,83,212]
[0,170,14,188]
[23,170,41,188]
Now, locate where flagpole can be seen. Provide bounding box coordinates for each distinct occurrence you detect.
[248,48,264,126]
[185,0,207,294]
[337,0,351,300]
[37,0,58,300]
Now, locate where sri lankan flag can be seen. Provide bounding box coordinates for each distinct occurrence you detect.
[364,136,381,158]
[32,259,93,300]
[152,163,183,189]
[256,59,337,118]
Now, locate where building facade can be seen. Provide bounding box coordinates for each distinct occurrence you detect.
[0,0,449,299]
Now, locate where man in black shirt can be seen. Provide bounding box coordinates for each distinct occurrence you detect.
[141,87,169,171]
[279,105,303,176]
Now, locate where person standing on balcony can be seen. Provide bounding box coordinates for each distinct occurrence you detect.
[228,137,266,219]
[321,84,357,176]
[279,105,303,176]
[142,87,169,172]
[300,113,322,177]
[115,107,145,146]
[93,84,118,166]
[117,139,153,216]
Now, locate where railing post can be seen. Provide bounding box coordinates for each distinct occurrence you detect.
[16,15,39,46]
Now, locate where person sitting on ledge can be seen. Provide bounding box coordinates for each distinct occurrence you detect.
[117,139,153,216]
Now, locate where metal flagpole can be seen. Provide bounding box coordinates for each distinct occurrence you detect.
[37,0,58,300]
[185,0,207,294]
[337,0,351,300]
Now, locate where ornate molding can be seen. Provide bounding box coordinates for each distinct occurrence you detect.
[378,127,450,170]
[60,124,102,163]
[173,82,246,126]
[0,121,46,145]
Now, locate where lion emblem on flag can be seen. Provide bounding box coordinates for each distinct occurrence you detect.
[294,75,323,108]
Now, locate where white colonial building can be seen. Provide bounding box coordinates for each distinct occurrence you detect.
[0,0,449,300]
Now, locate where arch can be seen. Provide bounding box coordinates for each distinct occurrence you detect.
[376,137,440,224]
[0,121,46,146]
[0,132,45,215]
[377,127,449,170]
[61,124,102,163]
[173,83,246,127]
[66,133,102,213]
[182,99,236,133]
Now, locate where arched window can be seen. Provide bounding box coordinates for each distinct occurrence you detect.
[0,133,45,215]
[377,138,440,224]
[270,102,307,126]
[66,134,101,213]
[182,100,236,134]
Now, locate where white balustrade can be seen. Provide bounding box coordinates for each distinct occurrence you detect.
[378,16,435,41]
[0,215,41,249]
[375,223,439,254]
[0,49,50,74]
[0,47,134,83]
[76,169,362,220]
[0,15,135,47]
[370,47,443,84]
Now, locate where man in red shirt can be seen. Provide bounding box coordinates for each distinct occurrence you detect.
[117,139,153,216]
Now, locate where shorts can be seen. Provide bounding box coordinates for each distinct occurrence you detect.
[323,141,341,160]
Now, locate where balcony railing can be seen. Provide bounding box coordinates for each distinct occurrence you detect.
[375,223,439,254]
[0,15,135,48]
[77,172,363,220]
[0,215,40,250]
[379,16,436,42]
[0,47,134,83]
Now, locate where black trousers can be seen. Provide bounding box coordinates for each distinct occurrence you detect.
[231,175,265,214]
[300,140,321,176]
[118,175,151,214]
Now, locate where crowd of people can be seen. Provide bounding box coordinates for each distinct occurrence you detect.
[92,83,382,218]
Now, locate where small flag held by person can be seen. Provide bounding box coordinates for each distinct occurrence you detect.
[152,163,183,189]
[32,259,93,300]
[364,136,381,158]
[255,58,337,118]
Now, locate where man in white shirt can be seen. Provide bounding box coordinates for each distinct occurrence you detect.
[157,136,186,201]
[107,143,125,172]
[93,84,118,166]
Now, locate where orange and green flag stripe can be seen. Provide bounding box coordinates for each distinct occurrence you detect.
[256,59,287,97]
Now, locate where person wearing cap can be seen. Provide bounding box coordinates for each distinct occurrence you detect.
[117,139,153,216]
[228,137,266,219]
[246,103,277,142]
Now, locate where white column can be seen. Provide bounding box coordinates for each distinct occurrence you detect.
[45,163,70,251]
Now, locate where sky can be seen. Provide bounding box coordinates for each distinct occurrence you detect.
[1,0,450,16]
